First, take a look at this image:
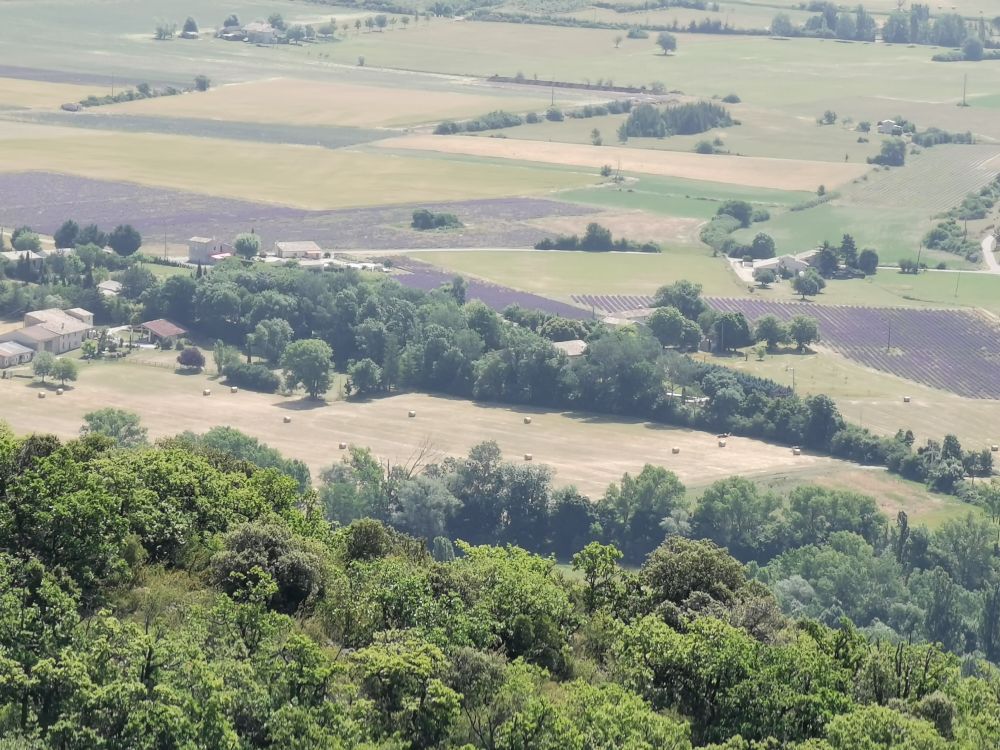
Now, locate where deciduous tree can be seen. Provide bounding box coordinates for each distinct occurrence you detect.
[281,339,333,398]
[80,407,147,448]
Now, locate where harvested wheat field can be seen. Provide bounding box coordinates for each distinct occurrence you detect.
[105,77,558,129]
[0,76,99,109]
[376,134,870,191]
[0,360,834,497]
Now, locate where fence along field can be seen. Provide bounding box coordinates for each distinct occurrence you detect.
[573,295,1000,399]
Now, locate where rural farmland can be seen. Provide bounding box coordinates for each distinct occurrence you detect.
[2,0,1000,742]
[574,295,1000,399]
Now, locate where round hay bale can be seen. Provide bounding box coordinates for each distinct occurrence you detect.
[230,386,238,394]
[523,416,532,425]
[524,453,533,461]
[408,410,416,418]
[283,416,292,424]
[339,442,348,450]
[56,388,63,396]
[203,389,211,396]
[718,439,727,448]
[671,447,680,454]
[903,396,911,403]
[37,391,46,399]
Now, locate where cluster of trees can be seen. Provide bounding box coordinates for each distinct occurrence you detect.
[0,220,147,309]
[30,350,79,385]
[771,3,992,52]
[948,175,1000,221]
[923,219,982,261]
[933,38,1000,62]
[434,109,523,134]
[78,80,191,109]
[52,218,142,255]
[534,222,659,252]
[434,99,630,134]
[812,234,880,278]
[411,209,463,230]
[882,5,991,48]
[0,421,998,749]
[868,138,907,167]
[619,100,733,140]
[912,127,975,148]
[698,200,772,257]
[772,3,877,41]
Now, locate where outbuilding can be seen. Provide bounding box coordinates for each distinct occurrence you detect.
[141,318,188,344]
[0,341,34,368]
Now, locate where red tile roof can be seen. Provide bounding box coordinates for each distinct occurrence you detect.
[141,319,188,339]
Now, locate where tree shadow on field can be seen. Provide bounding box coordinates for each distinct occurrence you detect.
[27,381,75,392]
[274,397,329,411]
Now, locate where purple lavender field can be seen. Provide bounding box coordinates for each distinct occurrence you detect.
[572,294,655,314]
[573,294,1000,399]
[394,259,591,320]
[0,172,594,250]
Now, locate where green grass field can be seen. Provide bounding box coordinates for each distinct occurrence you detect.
[299,27,1000,111]
[730,202,965,267]
[557,174,811,219]
[411,246,743,297]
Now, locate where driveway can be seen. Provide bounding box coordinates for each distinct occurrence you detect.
[982,233,999,274]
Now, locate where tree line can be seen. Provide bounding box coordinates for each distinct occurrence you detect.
[0,422,997,748]
[619,100,733,141]
[0,252,980,497]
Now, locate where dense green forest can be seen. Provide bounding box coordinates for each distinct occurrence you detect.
[0,423,998,748]
[318,438,1000,663]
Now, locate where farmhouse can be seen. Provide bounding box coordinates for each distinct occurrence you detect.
[141,318,188,345]
[0,307,94,354]
[877,120,904,136]
[274,240,324,260]
[756,254,810,275]
[98,280,123,297]
[0,250,43,271]
[243,22,277,44]
[0,341,33,368]
[755,249,820,276]
[188,237,233,265]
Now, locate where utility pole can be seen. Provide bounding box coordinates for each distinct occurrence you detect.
[961,73,967,107]
[886,320,892,352]
[954,271,961,298]
[111,72,115,97]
